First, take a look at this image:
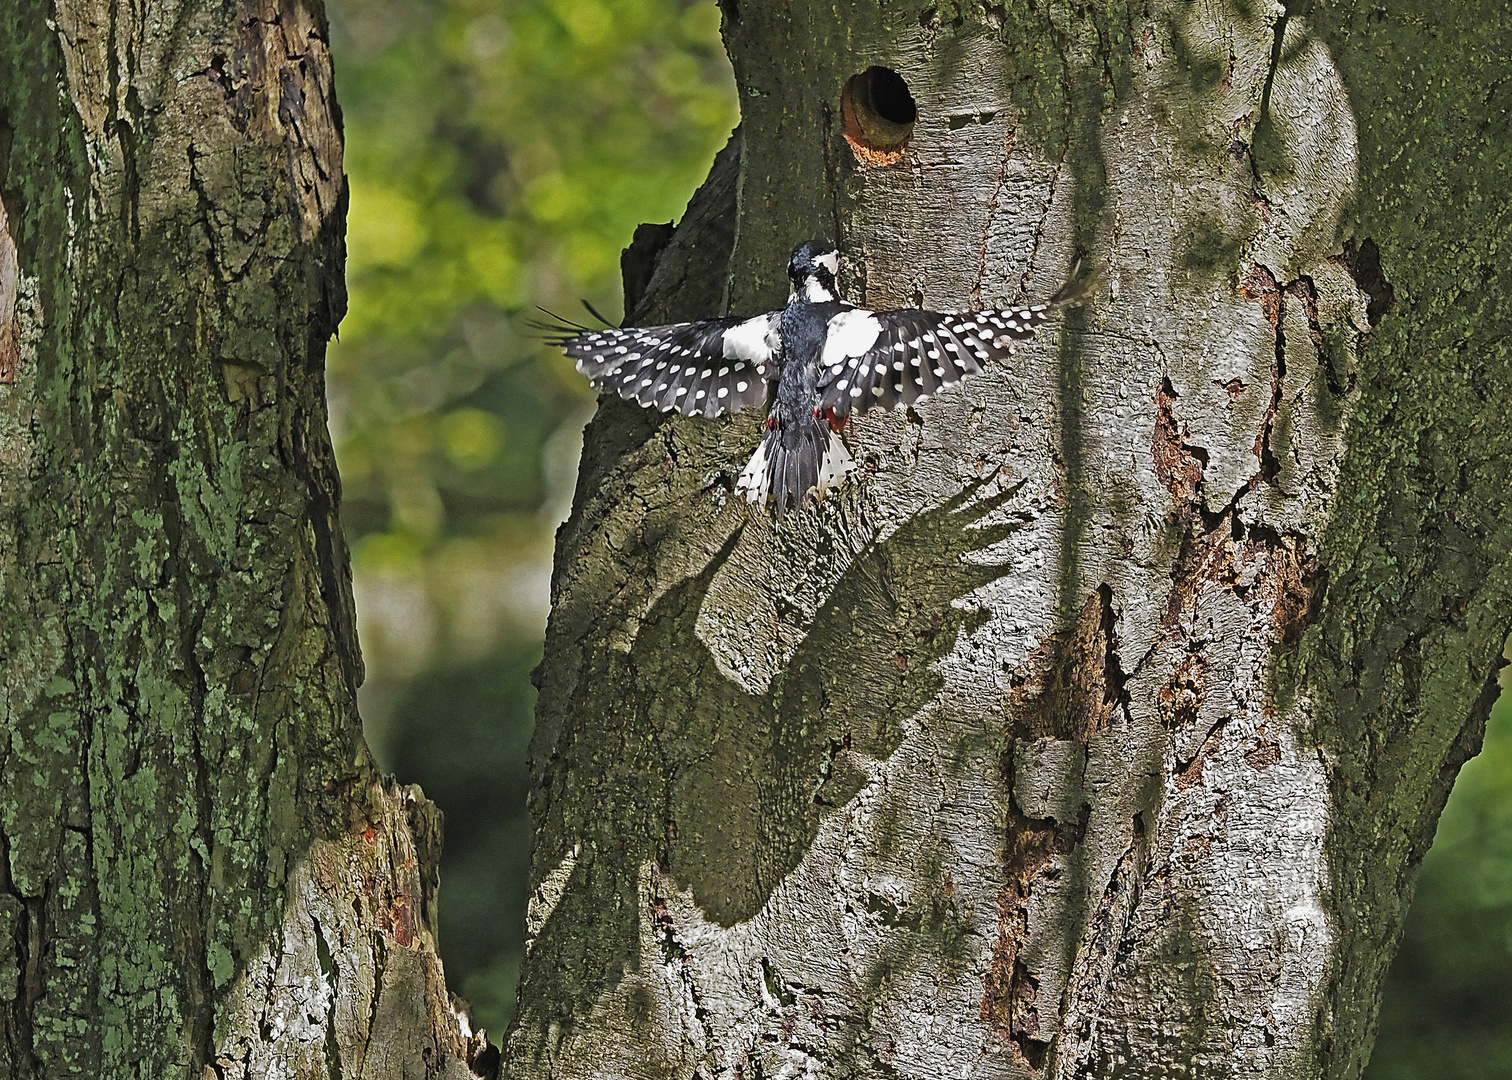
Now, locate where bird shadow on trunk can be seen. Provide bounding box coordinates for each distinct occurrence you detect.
[517,474,1032,1029]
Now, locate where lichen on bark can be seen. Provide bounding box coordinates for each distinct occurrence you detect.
[0,0,484,1075]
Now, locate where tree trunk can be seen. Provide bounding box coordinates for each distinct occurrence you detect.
[0,1,486,1075]
[511,2,1512,1078]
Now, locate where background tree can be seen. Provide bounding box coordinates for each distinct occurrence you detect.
[0,0,490,1072]
[505,1,1512,1077]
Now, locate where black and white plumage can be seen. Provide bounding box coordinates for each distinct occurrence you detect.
[558,312,780,418]
[548,239,1092,512]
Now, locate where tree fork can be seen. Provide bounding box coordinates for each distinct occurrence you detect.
[513,2,1512,1078]
[0,0,487,1074]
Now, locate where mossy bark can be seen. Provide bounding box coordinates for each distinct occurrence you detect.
[0,1,485,1076]
[513,2,1511,1078]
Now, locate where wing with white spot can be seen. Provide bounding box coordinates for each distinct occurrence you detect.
[555,313,780,418]
[816,304,1054,419]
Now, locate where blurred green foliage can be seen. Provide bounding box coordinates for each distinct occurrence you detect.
[1367,688,1512,1080]
[324,0,1509,1059]
[324,0,736,1036]
[329,0,734,579]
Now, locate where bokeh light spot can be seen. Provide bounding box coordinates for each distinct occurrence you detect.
[443,408,506,470]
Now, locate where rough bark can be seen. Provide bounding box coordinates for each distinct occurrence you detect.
[512,2,1511,1079]
[0,1,485,1075]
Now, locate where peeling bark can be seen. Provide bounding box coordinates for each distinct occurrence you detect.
[0,0,482,1075]
[513,2,1512,1079]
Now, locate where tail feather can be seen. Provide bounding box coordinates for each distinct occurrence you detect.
[736,418,854,513]
[816,430,853,490]
[783,441,802,508]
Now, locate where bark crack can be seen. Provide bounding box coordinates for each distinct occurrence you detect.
[985,586,1127,1066]
[972,128,1018,307]
[1239,264,1287,489]
[1020,145,1068,303]
[311,916,344,1080]
[1044,815,1149,1079]
[1152,377,1210,513]
[1332,237,1396,329]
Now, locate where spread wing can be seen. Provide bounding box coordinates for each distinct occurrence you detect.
[816,304,1055,420]
[551,312,781,419]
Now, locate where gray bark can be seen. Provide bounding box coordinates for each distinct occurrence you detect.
[511,2,1512,1079]
[0,0,485,1075]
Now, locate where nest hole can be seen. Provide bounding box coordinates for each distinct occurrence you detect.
[842,66,917,166]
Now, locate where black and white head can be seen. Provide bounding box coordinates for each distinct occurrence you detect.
[788,238,841,303]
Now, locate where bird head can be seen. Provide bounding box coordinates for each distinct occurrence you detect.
[788,239,840,303]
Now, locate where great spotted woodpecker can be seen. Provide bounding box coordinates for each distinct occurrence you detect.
[550,239,1094,512]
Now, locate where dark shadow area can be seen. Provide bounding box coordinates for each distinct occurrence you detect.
[981,0,1142,627]
[383,645,540,1031]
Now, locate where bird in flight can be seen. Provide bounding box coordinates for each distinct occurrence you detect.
[548,239,1095,513]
